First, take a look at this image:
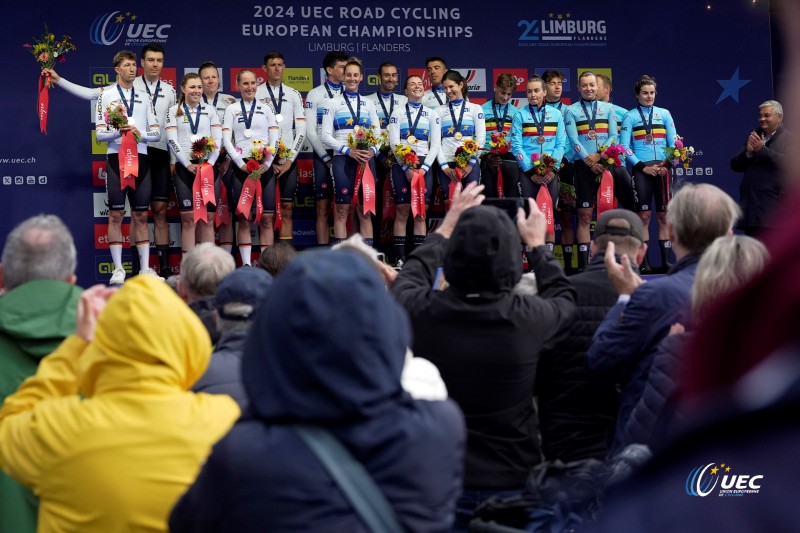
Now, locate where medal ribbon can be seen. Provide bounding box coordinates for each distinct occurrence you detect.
[240,99,256,131]
[343,93,361,130]
[377,93,394,129]
[143,79,161,108]
[117,85,135,117]
[267,83,284,116]
[493,101,509,133]
[529,104,546,138]
[183,103,201,135]
[405,103,423,142]
[580,99,597,132]
[637,105,654,138]
[448,100,466,139]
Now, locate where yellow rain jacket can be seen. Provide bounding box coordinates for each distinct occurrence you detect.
[0,276,240,532]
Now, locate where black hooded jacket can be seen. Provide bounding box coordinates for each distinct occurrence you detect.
[392,206,576,489]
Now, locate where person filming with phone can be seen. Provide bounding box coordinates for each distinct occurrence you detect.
[391,182,576,530]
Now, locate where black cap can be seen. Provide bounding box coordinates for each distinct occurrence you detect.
[215,268,273,320]
[594,209,645,242]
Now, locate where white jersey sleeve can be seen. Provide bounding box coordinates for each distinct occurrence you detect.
[56,77,105,100]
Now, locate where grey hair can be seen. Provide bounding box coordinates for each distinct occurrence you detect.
[216,302,255,333]
[692,236,769,320]
[759,100,783,116]
[666,183,741,255]
[180,243,235,300]
[1,215,76,290]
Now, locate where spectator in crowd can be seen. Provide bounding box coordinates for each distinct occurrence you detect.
[170,250,465,531]
[619,235,768,452]
[178,243,235,343]
[0,276,239,532]
[391,182,576,530]
[730,99,791,237]
[0,215,82,533]
[537,209,647,464]
[257,240,297,276]
[193,267,274,410]
[587,183,740,458]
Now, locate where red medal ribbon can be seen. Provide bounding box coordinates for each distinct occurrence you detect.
[215,179,231,227]
[536,185,555,236]
[237,175,264,222]
[38,73,50,134]
[411,169,426,218]
[273,176,282,231]
[596,169,615,217]
[192,163,215,223]
[496,165,505,199]
[119,132,139,190]
[382,174,396,220]
[449,167,464,207]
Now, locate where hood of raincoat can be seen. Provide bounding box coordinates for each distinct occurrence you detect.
[242,250,410,422]
[78,275,213,397]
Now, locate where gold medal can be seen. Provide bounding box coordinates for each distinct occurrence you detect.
[454,132,463,141]
[587,130,596,140]
[407,135,417,144]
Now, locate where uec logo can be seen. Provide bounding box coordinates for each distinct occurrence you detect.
[90,11,171,46]
[686,463,720,497]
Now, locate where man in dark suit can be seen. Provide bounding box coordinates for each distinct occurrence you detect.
[731,100,791,237]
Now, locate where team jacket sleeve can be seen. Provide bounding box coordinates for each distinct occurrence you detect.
[424,112,441,173]
[143,100,161,143]
[388,110,402,164]
[267,110,280,168]
[289,91,306,164]
[664,110,677,148]
[473,104,486,153]
[95,91,119,143]
[564,109,580,161]
[56,77,103,100]
[436,108,448,168]
[320,102,344,154]
[208,111,222,166]
[304,94,330,160]
[223,106,244,170]
[0,335,86,489]
[165,105,189,167]
[369,104,381,155]
[606,109,618,146]
[552,113,567,165]
[620,112,638,166]
[511,111,529,172]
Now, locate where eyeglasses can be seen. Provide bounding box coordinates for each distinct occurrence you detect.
[547,81,564,86]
